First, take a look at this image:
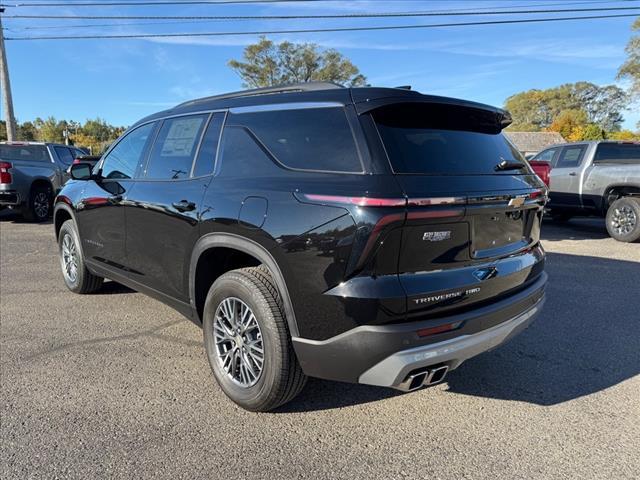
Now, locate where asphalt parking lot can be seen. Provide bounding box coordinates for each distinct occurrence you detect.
[1,211,638,479]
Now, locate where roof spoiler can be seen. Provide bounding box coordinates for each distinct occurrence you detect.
[354,95,512,131]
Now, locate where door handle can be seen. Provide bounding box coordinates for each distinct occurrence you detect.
[568,172,577,176]
[172,200,196,212]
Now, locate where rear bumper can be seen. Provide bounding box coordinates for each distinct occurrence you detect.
[0,190,21,206]
[292,272,546,387]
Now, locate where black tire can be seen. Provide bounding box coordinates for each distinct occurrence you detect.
[203,266,306,412]
[606,197,640,243]
[58,219,104,293]
[22,184,52,222]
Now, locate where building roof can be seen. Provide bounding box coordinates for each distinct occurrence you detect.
[504,131,566,153]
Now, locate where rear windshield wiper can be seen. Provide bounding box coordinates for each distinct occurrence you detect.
[495,159,525,171]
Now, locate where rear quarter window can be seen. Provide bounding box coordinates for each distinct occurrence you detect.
[226,106,362,173]
[0,145,50,162]
[594,143,640,164]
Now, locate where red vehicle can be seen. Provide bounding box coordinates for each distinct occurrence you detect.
[528,160,551,186]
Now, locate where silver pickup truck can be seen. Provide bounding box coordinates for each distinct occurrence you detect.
[0,142,86,222]
[531,141,640,242]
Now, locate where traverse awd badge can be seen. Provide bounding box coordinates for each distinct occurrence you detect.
[422,231,451,242]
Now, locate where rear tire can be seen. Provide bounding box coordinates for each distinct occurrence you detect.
[203,266,306,412]
[22,184,52,222]
[58,220,104,293]
[606,197,640,242]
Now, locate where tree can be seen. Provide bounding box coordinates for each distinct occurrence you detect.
[505,82,628,132]
[228,37,366,88]
[18,121,37,141]
[34,117,65,143]
[549,109,589,139]
[618,18,640,97]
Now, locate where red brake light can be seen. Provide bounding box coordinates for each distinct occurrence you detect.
[0,162,12,184]
[73,158,82,164]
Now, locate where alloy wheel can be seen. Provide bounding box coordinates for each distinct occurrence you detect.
[34,192,49,219]
[61,233,79,283]
[611,205,637,236]
[213,297,264,387]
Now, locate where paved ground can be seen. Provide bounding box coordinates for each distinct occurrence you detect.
[1,210,638,479]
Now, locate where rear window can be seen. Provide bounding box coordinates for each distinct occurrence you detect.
[594,143,640,164]
[0,145,49,162]
[227,107,362,173]
[372,103,526,175]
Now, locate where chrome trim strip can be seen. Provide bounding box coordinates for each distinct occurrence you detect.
[229,101,344,114]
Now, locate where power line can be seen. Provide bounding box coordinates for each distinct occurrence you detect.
[1,0,341,6]
[2,0,636,7]
[5,5,640,20]
[5,13,638,40]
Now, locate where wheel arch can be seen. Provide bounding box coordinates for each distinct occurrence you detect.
[603,184,640,213]
[53,203,77,240]
[190,233,299,337]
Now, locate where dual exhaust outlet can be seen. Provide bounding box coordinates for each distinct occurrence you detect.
[396,365,449,392]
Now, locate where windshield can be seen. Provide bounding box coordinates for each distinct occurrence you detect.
[372,103,526,175]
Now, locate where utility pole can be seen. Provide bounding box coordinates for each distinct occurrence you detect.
[0,8,17,141]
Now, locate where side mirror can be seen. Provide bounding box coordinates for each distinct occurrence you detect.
[70,162,93,180]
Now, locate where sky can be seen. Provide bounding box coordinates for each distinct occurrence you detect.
[2,0,638,129]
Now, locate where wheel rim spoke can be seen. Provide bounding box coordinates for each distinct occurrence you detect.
[60,233,78,283]
[212,297,264,387]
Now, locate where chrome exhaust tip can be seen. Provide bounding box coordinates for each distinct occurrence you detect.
[396,370,428,392]
[424,365,448,386]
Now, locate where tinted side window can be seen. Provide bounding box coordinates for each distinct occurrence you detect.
[594,143,640,164]
[556,145,586,168]
[218,127,277,177]
[193,113,225,177]
[532,148,558,164]
[54,146,74,165]
[101,123,155,180]
[228,107,362,173]
[145,114,207,180]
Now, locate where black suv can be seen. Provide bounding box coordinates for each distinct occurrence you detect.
[54,83,547,411]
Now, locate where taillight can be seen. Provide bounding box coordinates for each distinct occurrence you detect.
[73,158,82,164]
[300,194,406,207]
[0,162,12,184]
[538,164,550,186]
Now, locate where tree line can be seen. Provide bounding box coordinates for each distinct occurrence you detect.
[0,117,126,154]
[4,17,640,148]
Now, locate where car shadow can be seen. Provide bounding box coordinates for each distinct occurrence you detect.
[276,252,639,412]
[0,209,53,225]
[93,280,136,295]
[542,217,609,241]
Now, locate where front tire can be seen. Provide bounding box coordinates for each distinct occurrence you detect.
[58,220,104,293]
[203,266,306,412]
[606,197,640,242]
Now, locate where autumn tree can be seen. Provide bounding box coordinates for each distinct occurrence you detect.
[618,17,640,97]
[228,37,366,88]
[505,82,627,132]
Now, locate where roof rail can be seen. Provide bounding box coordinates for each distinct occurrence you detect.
[176,81,344,108]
